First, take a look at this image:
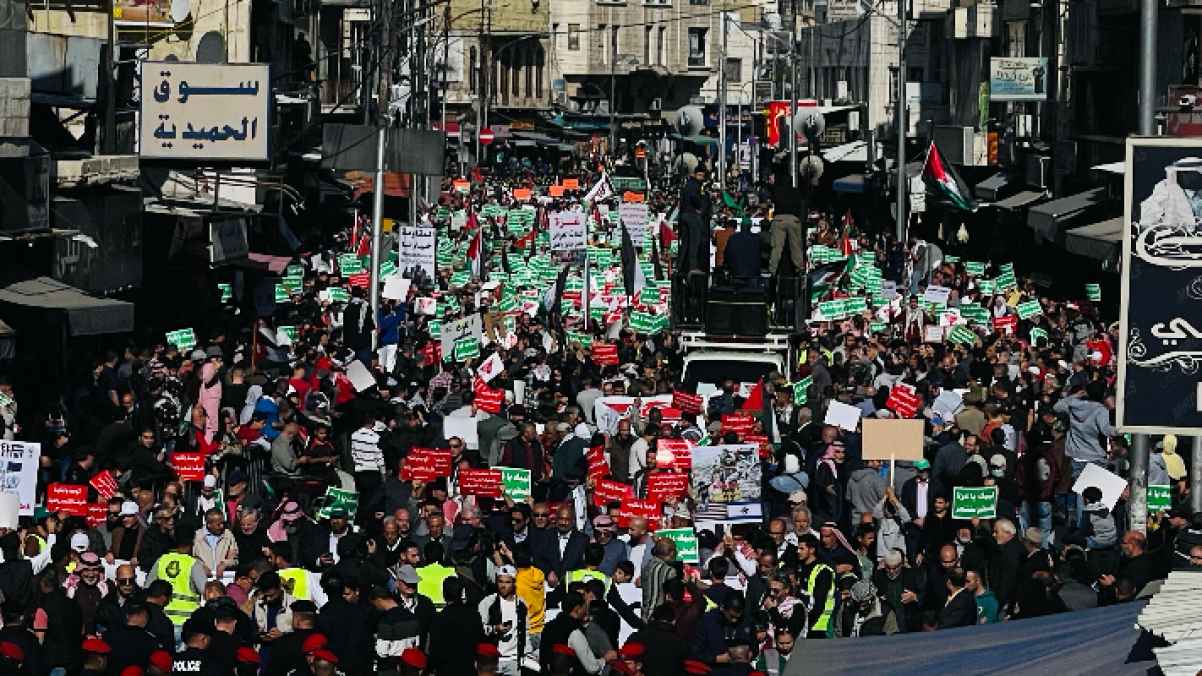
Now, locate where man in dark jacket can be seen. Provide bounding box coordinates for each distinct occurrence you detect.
[678,166,712,275]
[628,605,688,676]
[105,604,162,673]
[317,577,373,675]
[937,568,977,628]
[427,577,485,675]
[0,533,34,618]
[532,504,588,584]
[692,593,752,674]
[986,519,1026,614]
[724,218,763,283]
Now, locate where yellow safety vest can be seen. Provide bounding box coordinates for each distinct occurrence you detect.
[806,562,834,632]
[157,552,200,626]
[417,563,456,606]
[566,569,611,593]
[279,568,309,601]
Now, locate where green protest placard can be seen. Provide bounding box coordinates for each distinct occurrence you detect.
[339,254,364,275]
[1030,327,1049,345]
[818,300,847,321]
[278,326,299,343]
[1148,485,1172,512]
[496,467,532,500]
[317,487,359,520]
[977,278,996,295]
[286,264,304,277]
[450,271,471,288]
[952,486,998,519]
[943,255,960,263]
[792,376,813,405]
[630,311,660,334]
[658,528,700,564]
[1085,283,1101,302]
[965,261,986,276]
[427,320,442,338]
[454,336,481,361]
[217,283,233,303]
[844,297,868,315]
[380,260,398,277]
[274,285,291,303]
[327,287,350,303]
[959,304,990,324]
[947,325,977,346]
[565,331,593,349]
[1016,299,1043,319]
[869,321,887,334]
[165,328,197,350]
[999,262,1014,274]
[995,270,1017,292]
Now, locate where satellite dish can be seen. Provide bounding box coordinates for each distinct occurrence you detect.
[195,31,226,64]
[170,0,190,23]
[674,105,704,136]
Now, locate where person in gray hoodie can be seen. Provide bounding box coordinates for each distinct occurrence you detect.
[1061,486,1117,550]
[1053,384,1117,467]
[847,461,887,526]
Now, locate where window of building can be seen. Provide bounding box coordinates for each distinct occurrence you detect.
[657,26,666,65]
[690,0,708,4]
[600,24,608,63]
[536,46,544,98]
[469,46,477,94]
[644,26,652,64]
[724,57,741,82]
[1007,21,1025,57]
[568,24,580,51]
[513,51,521,97]
[525,46,534,97]
[688,27,707,67]
[611,26,620,65]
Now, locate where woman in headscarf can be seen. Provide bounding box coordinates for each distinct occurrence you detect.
[197,360,222,442]
[239,384,264,425]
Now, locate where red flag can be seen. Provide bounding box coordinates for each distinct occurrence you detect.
[742,379,764,411]
[840,229,853,257]
[468,230,482,278]
[514,229,536,250]
[465,206,479,231]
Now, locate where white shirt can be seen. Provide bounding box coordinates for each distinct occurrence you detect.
[479,594,522,661]
[558,532,571,557]
[915,479,929,519]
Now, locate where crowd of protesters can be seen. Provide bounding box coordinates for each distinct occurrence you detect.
[0,150,1191,676]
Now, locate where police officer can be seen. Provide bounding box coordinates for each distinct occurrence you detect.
[173,620,219,675]
[796,533,834,638]
[146,529,206,630]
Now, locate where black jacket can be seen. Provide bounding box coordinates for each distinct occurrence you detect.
[317,598,374,675]
[724,230,762,279]
[105,625,160,673]
[937,589,977,629]
[532,529,588,581]
[428,602,485,676]
[772,166,804,217]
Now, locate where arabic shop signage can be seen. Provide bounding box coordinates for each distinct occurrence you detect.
[139,61,271,162]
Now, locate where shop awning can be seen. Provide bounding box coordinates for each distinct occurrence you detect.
[1092,161,1124,175]
[671,134,720,148]
[993,190,1046,211]
[0,277,133,336]
[975,172,1013,201]
[822,141,867,164]
[1065,216,1123,261]
[1028,188,1109,242]
[512,131,560,144]
[833,174,866,193]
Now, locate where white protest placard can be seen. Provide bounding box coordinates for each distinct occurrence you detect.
[477,352,505,383]
[0,441,40,516]
[923,285,952,306]
[932,391,963,420]
[415,297,437,315]
[550,209,586,252]
[345,360,377,392]
[824,401,862,432]
[398,225,437,279]
[619,202,650,244]
[440,313,484,355]
[443,414,480,450]
[382,277,411,301]
[1072,463,1128,510]
[0,493,17,528]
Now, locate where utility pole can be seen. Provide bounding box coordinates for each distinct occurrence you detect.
[370,126,386,351]
[1130,434,1149,533]
[610,26,618,159]
[719,11,728,194]
[1138,0,1157,135]
[789,0,798,188]
[895,0,907,241]
[1192,437,1202,514]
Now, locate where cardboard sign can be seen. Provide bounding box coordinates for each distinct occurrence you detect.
[993,315,1017,335]
[87,503,107,527]
[886,383,921,418]
[459,468,503,497]
[401,448,453,481]
[497,467,532,500]
[646,472,690,502]
[347,272,371,288]
[46,483,88,516]
[658,527,700,564]
[563,178,580,190]
[673,391,702,416]
[616,498,661,528]
[165,328,197,351]
[952,486,998,519]
[1073,463,1128,511]
[171,452,206,482]
[594,478,634,507]
[474,380,504,414]
[89,471,119,500]
[657,438,693,470]
[861,418,925,461]
[824,401,862,432]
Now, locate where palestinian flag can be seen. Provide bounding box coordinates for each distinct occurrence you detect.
[923,141,977,212]
[807,260,846,304]
[722,191,746,218]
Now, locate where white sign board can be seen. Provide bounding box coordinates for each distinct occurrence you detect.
[550,209,586,252]
[439,313,483,355]
[619,203,650,245]
[1072,462,1128,511]
[0,441,40,516]
[140,62,271,161]
[824,400,862,432]
[398,226,437,279]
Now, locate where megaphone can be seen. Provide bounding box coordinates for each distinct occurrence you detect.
[793,109,826,145]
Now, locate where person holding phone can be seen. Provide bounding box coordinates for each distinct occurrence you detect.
[478,565,532,675]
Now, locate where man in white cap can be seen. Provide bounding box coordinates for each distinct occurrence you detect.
[1139,156,1202,232]
[478,564,530,675]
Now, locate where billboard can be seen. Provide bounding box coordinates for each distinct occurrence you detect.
[989,57,1048,101]
[1117,137,1202,432]
[139,62,270,161]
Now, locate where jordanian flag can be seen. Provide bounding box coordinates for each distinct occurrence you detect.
[923,141,977,212]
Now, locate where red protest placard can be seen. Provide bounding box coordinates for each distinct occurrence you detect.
[886,383,921,419]
[87,503,107,527]
[89,471,119,500]
[458,468,503,497]
[591,343,619,366]
[646,473,690,502]
[586,445,605,467]
[993,315,1017,335]
[401,448,453,481]
[594,478,633,507]
[171,453,207,482]
[562,178,580,190]
[721,412,756,438]
[589,462,610,482]
[47,483,89,516]
[474,381,504,414]
[617,499,662,528]
[672,391,703,416]
[657,438,693,470]
[745,434,772,459]
[348,272,371,288]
